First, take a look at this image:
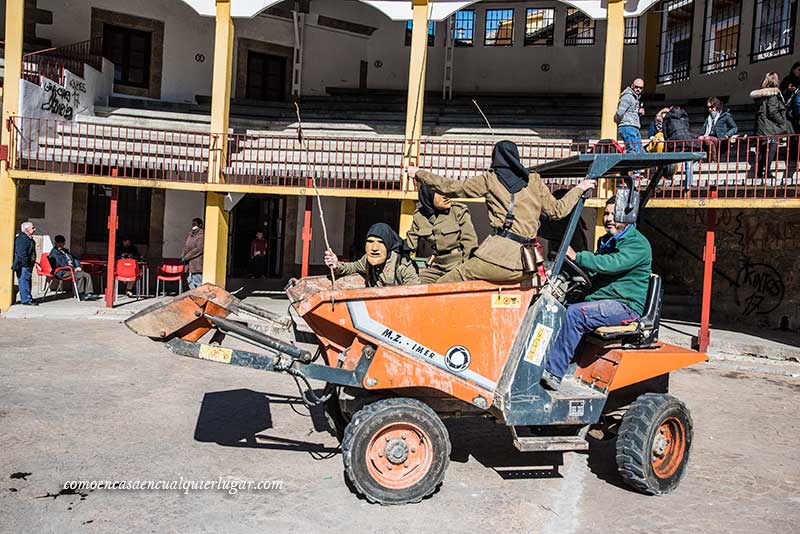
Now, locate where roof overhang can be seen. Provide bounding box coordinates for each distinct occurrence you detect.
[178,0,661,20]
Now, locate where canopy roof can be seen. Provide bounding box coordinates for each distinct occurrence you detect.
[179,0,661,20]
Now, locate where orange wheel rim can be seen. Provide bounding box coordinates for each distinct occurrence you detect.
[651,416,686,478]
[366,422,433,490]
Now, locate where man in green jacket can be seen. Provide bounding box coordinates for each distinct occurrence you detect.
[541,197,652,390]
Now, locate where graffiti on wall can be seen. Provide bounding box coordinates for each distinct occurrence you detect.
[690,209,789,318]
[40,80,74,120]
[731,212,785,317]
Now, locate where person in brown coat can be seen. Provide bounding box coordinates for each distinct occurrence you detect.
[181,218,205,289]
[406,140,594,283]
[404,183,479,283]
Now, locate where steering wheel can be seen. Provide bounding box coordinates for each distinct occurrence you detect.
[560,256,593,293]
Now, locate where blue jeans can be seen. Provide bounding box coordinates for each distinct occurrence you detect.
[187,272,202,290]
[618,126,642,154]
[545,300,640,378]
[16,266,33,304]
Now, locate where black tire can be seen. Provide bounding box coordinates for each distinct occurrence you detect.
[341,397,451,505]
[616,393,693,495]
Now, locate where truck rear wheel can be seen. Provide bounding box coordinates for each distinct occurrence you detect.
[615,393,693,495]
[342,398,450,505]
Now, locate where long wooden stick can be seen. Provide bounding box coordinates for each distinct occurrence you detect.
[294,102,336,293]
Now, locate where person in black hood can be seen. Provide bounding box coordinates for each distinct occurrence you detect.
[324,223,419,287]
[405,184,478,283]
[663,106,698,151]
[406,140,593,283]
[491,140,531,193]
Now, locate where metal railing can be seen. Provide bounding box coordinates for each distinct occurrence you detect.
[8,116,800,200]
[22,37,104,86]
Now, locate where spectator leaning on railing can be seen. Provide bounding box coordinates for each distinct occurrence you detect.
[751,72,794,180]
[780,62,800,179]
[663,106,697,152]
[697,97,738,162]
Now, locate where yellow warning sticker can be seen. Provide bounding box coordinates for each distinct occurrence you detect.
[491,294,521,309]
[198,345,233,364]
[524,324,554,366]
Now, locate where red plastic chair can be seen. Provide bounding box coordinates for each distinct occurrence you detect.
[156,259,184,296]
[80,253,105,291]
[35,253,80,300]
[114,258,142,302]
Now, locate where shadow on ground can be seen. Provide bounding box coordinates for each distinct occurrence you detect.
[193,389,338,456]
[446,417,564,480]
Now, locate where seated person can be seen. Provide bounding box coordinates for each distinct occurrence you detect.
[49,235,97,300]
[405,184,478,283]
[117,237,140,297]
[324,223,420,287]
[541,197,652,390]
[117,237,140,259]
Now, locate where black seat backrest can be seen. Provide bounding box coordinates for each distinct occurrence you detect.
[636,274,663,345]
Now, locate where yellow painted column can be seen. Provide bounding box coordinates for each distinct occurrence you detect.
[0,0,25,311]
[600,0,626,141]
[204,192,229,284]
[202,0,234,286]
[400,0,430,237]
[597,0,625,238]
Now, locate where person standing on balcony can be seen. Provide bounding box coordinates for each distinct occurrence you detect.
[404,184,478,283]
[406,140,594,283]
[12,222,38,306]
[751,72,794,180]
[614,78,645,153]
[181,218,205,289]
[780,62,800,179]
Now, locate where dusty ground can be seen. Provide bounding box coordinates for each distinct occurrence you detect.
[1,318,798,533]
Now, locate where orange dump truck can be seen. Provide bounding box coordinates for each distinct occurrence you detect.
[126,152,708,505]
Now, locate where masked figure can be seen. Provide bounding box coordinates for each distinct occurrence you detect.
[405,184,478,283]
[407,140,594,283]
[324,223,420,287]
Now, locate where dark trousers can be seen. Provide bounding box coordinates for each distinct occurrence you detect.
[252,255,267,277]
[15,266,33,304]
[545,300,640,378]
[61,270,94,295]
[755,138,778,179]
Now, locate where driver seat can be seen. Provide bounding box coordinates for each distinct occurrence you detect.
[588,274,663,348]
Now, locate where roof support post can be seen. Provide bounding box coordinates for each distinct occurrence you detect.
[0,0,25,311]
[401,0,430,237]
[203,0,234,286]
[600,0,626,141]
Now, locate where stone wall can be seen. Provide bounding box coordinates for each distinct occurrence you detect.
[640,208,800,331]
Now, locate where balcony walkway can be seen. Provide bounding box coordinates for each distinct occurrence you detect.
[9,116,800,207]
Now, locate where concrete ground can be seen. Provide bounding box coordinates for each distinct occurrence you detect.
[1,302,799,532]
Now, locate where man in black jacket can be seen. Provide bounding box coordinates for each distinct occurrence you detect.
[12,222,38,306]
[49,235,96,299]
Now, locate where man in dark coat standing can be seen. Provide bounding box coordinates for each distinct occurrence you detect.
[181,218,205,289]
[12,222,38,305]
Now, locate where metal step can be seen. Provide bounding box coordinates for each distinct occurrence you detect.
[512,435,589,452]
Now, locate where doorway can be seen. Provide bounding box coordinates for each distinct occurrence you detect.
[245,51,288,101]
[230,195,286,278]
